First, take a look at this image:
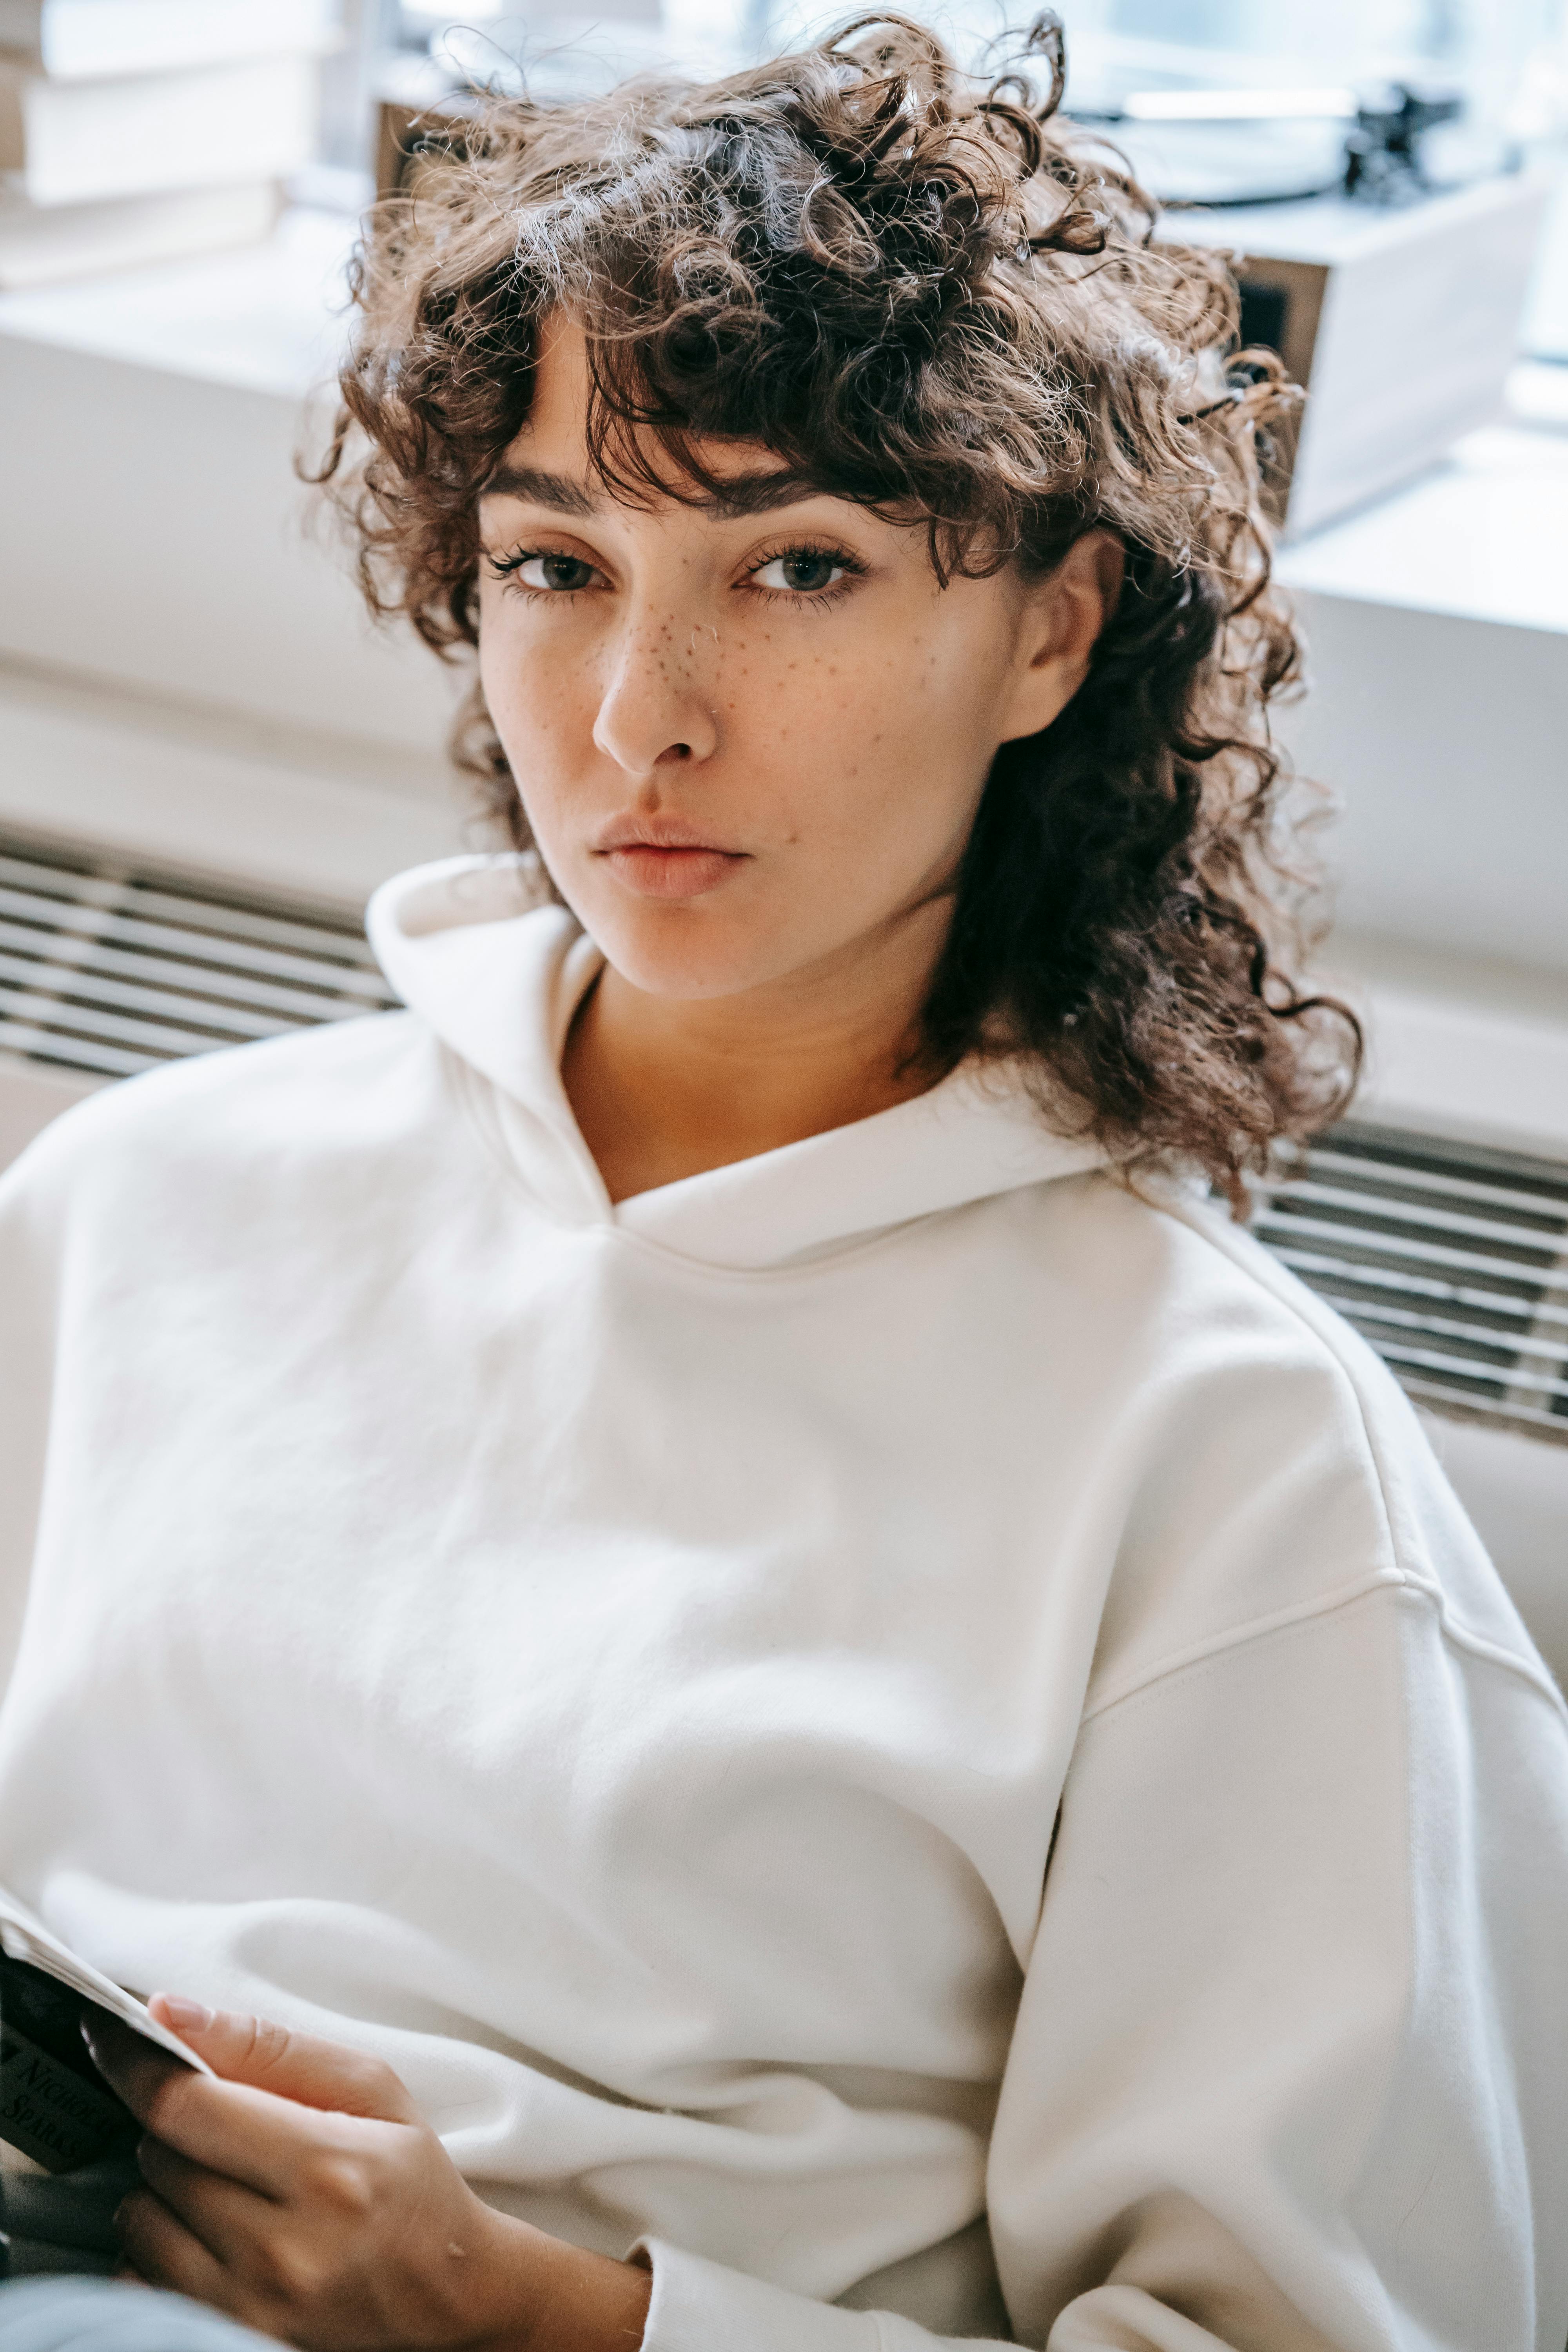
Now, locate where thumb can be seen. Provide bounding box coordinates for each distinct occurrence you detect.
[147,1993,419,2122]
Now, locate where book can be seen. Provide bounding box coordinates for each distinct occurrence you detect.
[0,1887,209,2174]
[0,177,278,287]
[0,52,319,207]
[0,1,340,81]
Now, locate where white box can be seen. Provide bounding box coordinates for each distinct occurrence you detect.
[1170,176,1550,535]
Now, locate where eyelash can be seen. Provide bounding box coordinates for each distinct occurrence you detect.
[743,540,867,605]
[482,539,867,606]
[483,546,595,600]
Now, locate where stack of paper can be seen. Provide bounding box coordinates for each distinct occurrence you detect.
[0,0,340,287]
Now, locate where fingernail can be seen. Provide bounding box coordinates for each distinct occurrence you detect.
[157,1994,212,2032]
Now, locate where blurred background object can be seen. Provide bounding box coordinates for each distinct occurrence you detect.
[1168,181,1550,536]
[0,0,1565,1664]
[0,1,342,287]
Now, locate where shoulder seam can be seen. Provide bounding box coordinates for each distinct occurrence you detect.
[1083,1562,1566,1726]
[1091,1191,1568,1728]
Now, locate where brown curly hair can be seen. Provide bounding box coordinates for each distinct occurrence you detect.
[316,10,1359,1207]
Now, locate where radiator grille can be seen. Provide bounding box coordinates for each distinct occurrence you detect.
[1255,1123,1568,1447]
[0,837,396,1081]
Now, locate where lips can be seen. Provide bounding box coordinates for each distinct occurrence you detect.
[593,819,747,902]
[599,843,746,900]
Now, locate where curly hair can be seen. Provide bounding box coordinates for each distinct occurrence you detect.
[315,10,1359,1207]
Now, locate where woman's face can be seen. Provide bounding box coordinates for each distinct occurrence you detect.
[476,318,1111,1007]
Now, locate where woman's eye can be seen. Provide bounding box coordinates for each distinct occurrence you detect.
[750,551,849,595]
[498,552,600,593]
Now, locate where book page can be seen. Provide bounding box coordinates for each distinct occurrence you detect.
[0,1888,212,2071]
[0,1886,211,2173]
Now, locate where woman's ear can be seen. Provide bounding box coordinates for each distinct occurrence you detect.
[999,529,1125,744]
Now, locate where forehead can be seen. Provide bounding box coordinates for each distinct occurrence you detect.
[505,314,785,504]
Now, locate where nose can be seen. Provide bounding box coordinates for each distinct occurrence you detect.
[591,608,720,776]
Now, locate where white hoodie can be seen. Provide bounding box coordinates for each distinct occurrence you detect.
[2,853,1566,2352]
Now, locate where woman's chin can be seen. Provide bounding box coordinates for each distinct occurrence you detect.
[583,909,796,1005]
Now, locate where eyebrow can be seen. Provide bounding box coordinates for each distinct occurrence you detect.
[477,462,834,522]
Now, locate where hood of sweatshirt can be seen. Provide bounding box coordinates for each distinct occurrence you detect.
[367,854,1108,1272]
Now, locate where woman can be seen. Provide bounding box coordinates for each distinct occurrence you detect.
[2,17,1566,2352]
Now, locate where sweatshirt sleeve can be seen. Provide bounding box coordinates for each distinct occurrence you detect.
[634,1492,1568,2350]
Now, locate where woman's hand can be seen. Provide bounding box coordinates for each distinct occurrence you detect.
[86,2000,651,2352]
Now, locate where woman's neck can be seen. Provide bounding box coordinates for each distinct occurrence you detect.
[561,903,951,1205]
